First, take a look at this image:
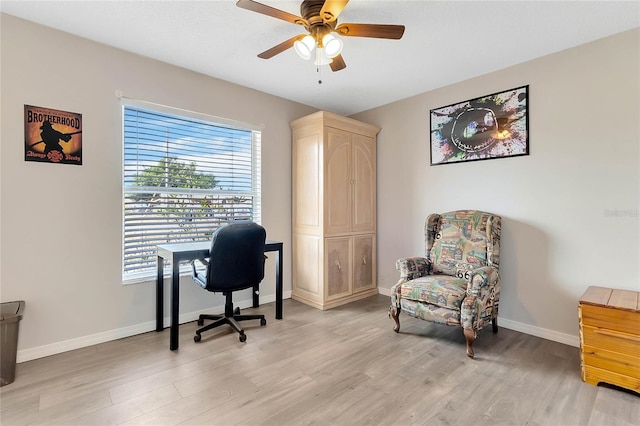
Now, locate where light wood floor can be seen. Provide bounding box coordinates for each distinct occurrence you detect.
[1,295,638,426]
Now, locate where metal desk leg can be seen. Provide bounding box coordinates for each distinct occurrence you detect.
[170,261,180,350]
[276,245,283,320]
[252,284,259,308]
[156,256,164,332]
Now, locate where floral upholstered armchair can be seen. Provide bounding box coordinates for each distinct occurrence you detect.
[389,210,501,358]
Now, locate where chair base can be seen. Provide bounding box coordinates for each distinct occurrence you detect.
[195,293,266,343]
[389,304,499,358]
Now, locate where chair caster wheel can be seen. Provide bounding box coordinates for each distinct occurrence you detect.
[194,334,201,342]
[234,307,241,315]
[239,333,247,342]
[260,318,266,326]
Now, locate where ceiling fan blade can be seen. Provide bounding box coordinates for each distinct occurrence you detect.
[330,54,346,72]
[335,23,405,39]
[236,0,307,26]
[257,34,306,59]
[320,0,349,23]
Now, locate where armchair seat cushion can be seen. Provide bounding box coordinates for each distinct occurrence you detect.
[398,275,468,310]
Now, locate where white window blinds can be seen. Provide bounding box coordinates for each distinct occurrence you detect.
[122,103,261,282]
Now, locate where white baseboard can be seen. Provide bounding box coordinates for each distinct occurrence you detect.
[17,291,292,363]
[497,317,579,347]
[17,320,157,363]
[376,287,579,348]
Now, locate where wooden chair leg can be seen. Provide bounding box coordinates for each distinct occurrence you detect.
[389,305,400,333]
[492,317,499,334]
[463,328,476,358]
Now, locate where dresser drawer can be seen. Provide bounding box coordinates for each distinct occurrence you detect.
[580,304,640,336]
[582,364,640,392]
[581,325,640,358]
[582,344,640,378]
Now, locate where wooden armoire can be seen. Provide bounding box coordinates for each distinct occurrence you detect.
[291,111,380,310]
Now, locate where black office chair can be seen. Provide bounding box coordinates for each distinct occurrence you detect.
[191,220,267,343]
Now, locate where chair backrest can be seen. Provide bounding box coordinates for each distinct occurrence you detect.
[205,220,266,292]
[424,210,501,276]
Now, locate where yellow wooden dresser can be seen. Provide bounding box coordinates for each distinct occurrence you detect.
[578,286,640,393]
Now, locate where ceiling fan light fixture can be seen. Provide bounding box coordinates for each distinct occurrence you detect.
[322,33,343,58]
[294,35,315,60]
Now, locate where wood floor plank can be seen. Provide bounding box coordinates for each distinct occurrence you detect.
[589,384,640,425]
[118,391,225,426]
[66,384,182,426]
[1,295,638,426]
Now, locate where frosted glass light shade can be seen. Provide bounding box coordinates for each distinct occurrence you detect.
[322,33,343,58]
[294,35,315,60]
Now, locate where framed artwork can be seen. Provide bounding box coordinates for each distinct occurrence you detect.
[24,105,83,165]
[430,85,529,166]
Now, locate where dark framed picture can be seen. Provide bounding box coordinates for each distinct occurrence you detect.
[430,85,529,166]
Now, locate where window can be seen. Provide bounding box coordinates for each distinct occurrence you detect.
[122,102,261,283]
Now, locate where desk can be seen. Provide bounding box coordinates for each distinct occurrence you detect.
[156,240,283,350]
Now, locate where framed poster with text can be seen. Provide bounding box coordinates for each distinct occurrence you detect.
[24,105,82,165]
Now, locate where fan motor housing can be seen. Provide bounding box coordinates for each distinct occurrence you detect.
[300,0,325,20]
[300,0,337,38]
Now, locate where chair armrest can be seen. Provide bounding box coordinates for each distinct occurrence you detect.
[395,257,431,281]
[461,266,500,331]
[190,258,209,288]
[467,266,499,296]
[390,257,431,310]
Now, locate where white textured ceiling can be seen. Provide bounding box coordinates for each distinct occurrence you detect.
[2,1,639,115]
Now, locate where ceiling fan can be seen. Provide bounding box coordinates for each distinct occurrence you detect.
[236,0,405,72]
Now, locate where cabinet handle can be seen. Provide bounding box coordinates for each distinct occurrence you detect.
[335,260,341,272]
[593,328,640,342]
[362,257,367,265]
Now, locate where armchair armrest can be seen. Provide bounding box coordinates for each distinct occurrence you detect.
[461,266,500,331]
[390,257,432,311]
[467,266,499,296]
[395,257,431,281]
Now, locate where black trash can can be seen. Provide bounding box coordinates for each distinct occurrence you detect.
[1,301,25,386]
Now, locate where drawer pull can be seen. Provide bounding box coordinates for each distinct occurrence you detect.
[593,328,640,342]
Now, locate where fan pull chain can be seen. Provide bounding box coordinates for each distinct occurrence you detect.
[317,65,322,85]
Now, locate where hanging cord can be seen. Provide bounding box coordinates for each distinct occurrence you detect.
[316,48,323,84]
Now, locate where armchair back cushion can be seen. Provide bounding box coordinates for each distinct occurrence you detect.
[426,210,500,276]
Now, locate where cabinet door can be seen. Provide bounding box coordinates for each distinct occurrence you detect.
[325,128,352,235]
[325,237,352,300]
[293,234,322,301]
[293,129,321,232]
[353,234,376,292]
[352,134,376,233]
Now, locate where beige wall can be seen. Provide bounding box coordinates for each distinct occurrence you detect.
[0,14,316,361]
[352,28,640,345]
